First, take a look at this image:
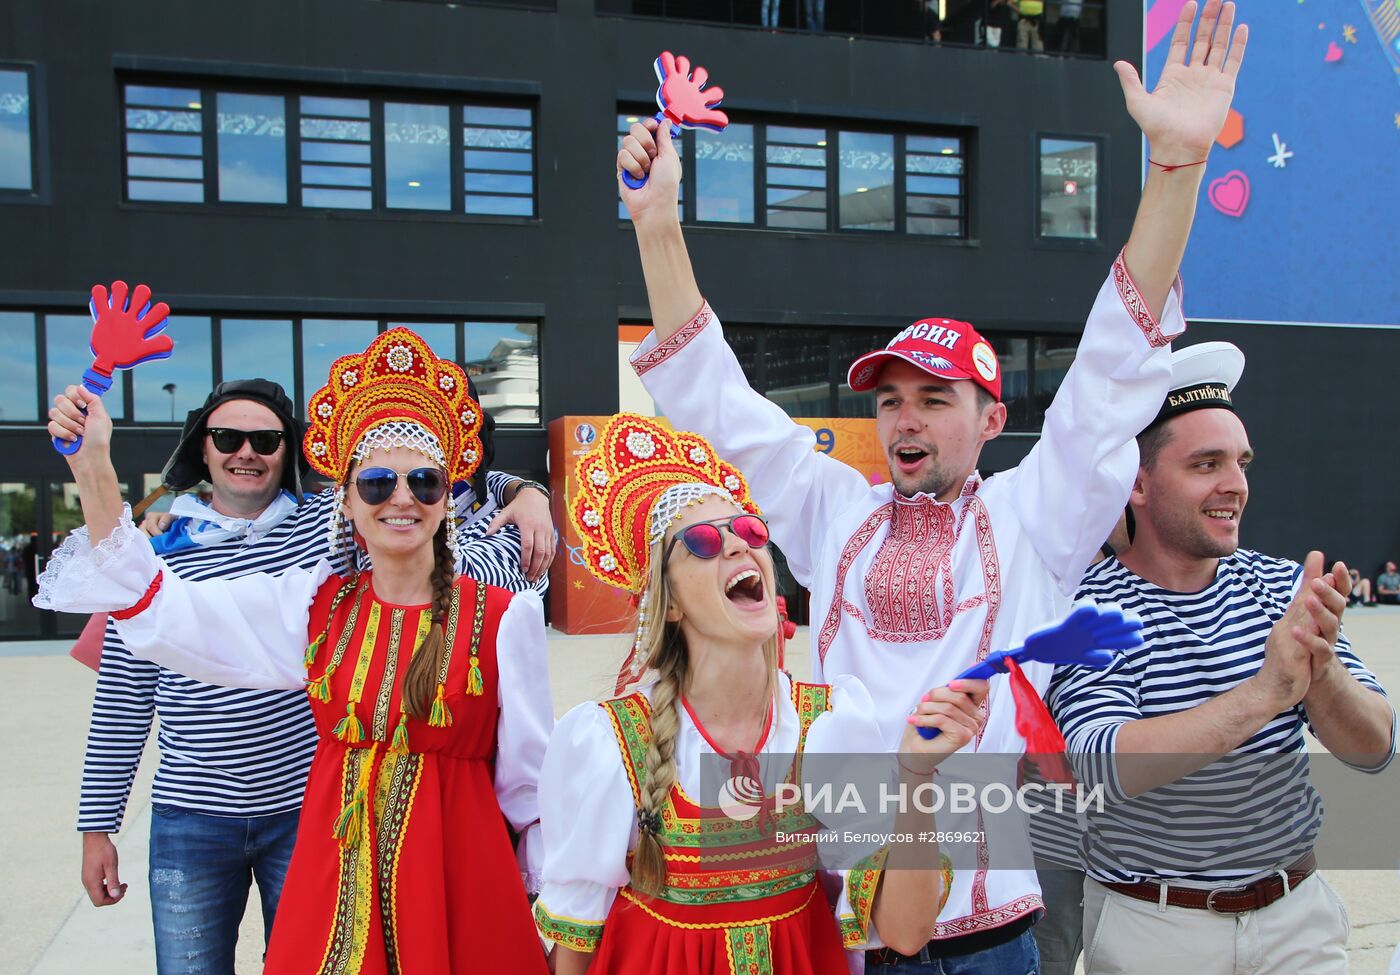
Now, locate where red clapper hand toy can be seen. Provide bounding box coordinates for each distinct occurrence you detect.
[620,51,729,190]
[916,605,1142,776]
[53,281,174,455]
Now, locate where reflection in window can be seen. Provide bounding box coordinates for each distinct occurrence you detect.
[0,69,33,191]
[302,320,378,407]
[995,337,1031,429]
[765,328,834,416]
[217,93,286,204]
[391,322,456,364]
[301,97,372,209]
[905,134,965,237]
[1034,335,1077,417]
[387,103,451,211]
[46,314,125,419]
[221,319,294,395]
[125,84,205,202]
[1038,137,1098,240]
[696,123,754,224]
[134,316,213,421]
[617,113,683,220]
[464,105,534,216]
[839,131,895,231]
[766,126,827,231]
[0,312,37,420]
[832,332,880,418]
[464,322,539,425]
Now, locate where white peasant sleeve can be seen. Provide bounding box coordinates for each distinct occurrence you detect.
[34,505,332,690]
[533,702,635,953]
[492,589,555,893]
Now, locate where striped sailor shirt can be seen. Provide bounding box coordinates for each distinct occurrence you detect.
[77,472,544,833]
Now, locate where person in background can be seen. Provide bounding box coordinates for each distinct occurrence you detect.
[1016,0,1046,50]
[1378,560,1400,604]
[1052,0,1082,53]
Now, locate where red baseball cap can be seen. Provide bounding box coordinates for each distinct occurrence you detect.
[846,318,1002,401]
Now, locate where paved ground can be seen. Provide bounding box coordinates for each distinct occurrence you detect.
[5,612,1399,974]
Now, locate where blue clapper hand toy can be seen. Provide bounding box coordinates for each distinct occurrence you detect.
[52,281,174,455]
[621,51,729,190]
[917,604,1143,740]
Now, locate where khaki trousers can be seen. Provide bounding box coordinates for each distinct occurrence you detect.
[1081,875,1350,975]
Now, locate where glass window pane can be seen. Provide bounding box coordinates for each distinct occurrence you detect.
[464,322,539,425]
[300,97,371,210]
[390,322,456,364]
[0,482,42,637]
[1033,335,1077,420]
[466,195,533,216]
[906,135,961,155]
[767,165,826,189]
[124,85,200,109]
[45,314,124,420]
[0,69,34,191]
[465,104,533,218]
[385,103,450,211]
[0,312,37,420]
[995,337,1030,430]
[839,131,895,231]
[696,123,753,224]
[765,125,826,229]
[906,153,964,176]
[767,209,826,231]
[126,132,202,157]
[217,92,286,204]
[465,106,531,127]
[1039,137,1099,240]
[127,155,203,180]
[907,196,963,217]
[907,175,960,196]
[51,480,129,636]
[125,85,204,203]
[127,179,204,203]
[133,315,212,422]
[907,216,962,237]
[763,328,832,418]
[467,172,532,195]
[301,320,378,409]
[221,319,294,396]
[464,149,532,173]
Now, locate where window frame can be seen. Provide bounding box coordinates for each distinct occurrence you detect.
[0,61,47,203]
[1032,130,1107,250]
[119,74,537,220]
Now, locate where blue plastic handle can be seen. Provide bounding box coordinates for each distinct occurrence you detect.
[621,114,679,190]
[52,370,112,456]
[915,654,1011,740]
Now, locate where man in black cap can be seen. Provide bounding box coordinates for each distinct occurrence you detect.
[76,378,551,974]
[1047,342,1396,974]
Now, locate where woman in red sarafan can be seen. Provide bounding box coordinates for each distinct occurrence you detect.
[534,414,976,975]
[39,327,552,974]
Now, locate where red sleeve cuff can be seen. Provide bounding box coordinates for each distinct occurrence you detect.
[111,571,163,621]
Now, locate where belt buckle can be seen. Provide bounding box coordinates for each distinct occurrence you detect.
[1205,884,1252,915]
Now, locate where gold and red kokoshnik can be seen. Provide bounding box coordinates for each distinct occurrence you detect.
[302,327,484,484]
[570,413,758,594]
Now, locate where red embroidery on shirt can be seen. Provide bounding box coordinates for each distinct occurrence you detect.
[932,895,1043,939]
[862,495,957,641]
[1112,250,1172,350]
[631,302,713,377]
[817,505,892,665]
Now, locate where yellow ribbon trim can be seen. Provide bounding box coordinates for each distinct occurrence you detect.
[616,885,815,930]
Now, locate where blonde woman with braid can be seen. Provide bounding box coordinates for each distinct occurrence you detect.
[38,328,552,975]
[534,414,986,975]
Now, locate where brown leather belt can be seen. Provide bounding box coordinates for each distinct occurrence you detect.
[1103,853,1316,915]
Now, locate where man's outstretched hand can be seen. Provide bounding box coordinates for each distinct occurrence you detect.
[1115,0,1248,167]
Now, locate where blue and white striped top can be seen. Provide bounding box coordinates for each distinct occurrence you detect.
[77,473,544,833]
[1046,549,1394,884]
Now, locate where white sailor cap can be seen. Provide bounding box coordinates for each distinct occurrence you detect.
[1147,341,1245,429]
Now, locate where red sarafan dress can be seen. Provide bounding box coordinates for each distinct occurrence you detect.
[267,571,549,974]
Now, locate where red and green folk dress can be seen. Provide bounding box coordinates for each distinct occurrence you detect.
[533,671,889,975]
[35,512,553,974]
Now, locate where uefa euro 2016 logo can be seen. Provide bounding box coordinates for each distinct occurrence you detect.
[717,774,765,822]
[574,422,597,446]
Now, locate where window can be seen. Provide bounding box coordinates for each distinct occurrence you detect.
[1033,336,1077,417]
[122,78,535,216]
[46,315,126,420]
[0,312,37,420]
[302,320,379,404]
[222,319,295,394]
[124,84,205,203]
[464,322,540,425]
[0,67,35,192]
[133,316,213,422]
[622,109,968,237]
[1038,136,1100,240]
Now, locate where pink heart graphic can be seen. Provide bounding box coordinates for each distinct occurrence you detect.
[1325,41,1343,62]
[1208,170,1250,218]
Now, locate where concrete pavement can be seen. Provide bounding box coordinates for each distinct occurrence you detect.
[5,615,1399,974]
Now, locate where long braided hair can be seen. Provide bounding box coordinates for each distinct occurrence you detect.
[628,546,779,897]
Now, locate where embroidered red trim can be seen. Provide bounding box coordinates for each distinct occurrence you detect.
[631,301,713,376]
[1112,250,1173,350]
[112,571,163,620]
[932,894,1043,939]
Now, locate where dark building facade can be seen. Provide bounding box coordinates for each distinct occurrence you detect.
[2,0,1393,639]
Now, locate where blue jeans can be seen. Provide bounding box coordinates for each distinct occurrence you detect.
[804,0,824,31]
[1031,867,1085,975]
[869,929,1040,975]
[149,804,300,975]
[761,0,779,28]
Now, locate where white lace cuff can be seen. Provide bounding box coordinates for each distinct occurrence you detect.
[33,505,159,613]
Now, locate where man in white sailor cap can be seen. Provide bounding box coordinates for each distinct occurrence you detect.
[1047,341,1397,975]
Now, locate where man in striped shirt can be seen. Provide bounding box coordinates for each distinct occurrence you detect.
[1047,343,1396,975]
[77,378,551,975]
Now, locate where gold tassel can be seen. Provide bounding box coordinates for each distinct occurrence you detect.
[306,666,335,703]
[304,632,326,667]
[333,703,364,743]
[428,683,453,728]
[466,654,483,697]
[389,715,410,756]
[331,744,379,848]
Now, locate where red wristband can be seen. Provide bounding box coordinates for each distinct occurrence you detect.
[111,570,163,620]
[1148,158,1208,172]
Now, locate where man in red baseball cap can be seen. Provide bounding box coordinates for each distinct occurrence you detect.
[616,2,1248,968]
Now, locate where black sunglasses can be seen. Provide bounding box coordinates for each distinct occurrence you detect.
[353,466,449,506]
[206,427,284,456]
[662,514,770,569]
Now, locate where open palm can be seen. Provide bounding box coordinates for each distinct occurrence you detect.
[1116,0,1248,164]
